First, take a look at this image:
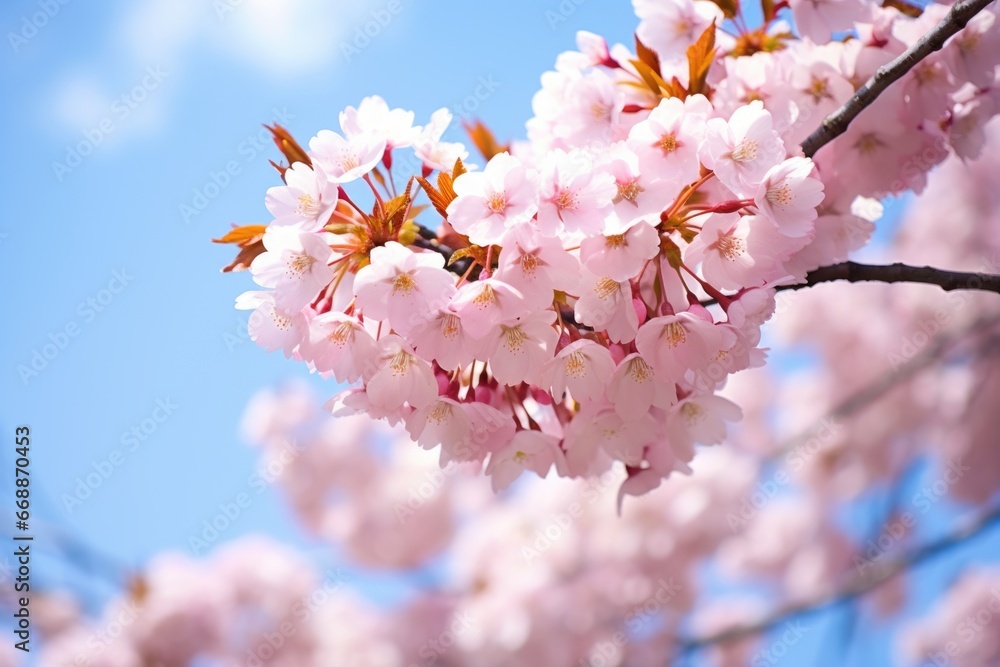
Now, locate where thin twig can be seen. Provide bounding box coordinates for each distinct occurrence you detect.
[800,0,995,157]
[769,313,1000,460]
[702,261,1000,308]
[776,261,1000,295]
[677,503,1000,653]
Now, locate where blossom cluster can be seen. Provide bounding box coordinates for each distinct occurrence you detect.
[221,0,1000,503]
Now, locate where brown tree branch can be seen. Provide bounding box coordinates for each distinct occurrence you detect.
[677,503,1000,653]
[768,313,1000,461]
[800,0,994,157]
[700,261,1000,308]
[776,261,1000,295]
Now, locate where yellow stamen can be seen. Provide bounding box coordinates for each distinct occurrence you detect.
[614,179,643,206]
[328,322,353,346]
[605,234,628,249]
[441,314,460,340]
[554,189,578,211]
[681,401,705,424]
[271,311,292,331]
[286,253,315,278]
[729,139,759,163]
[429,401,450,424]
[473,284,498,307]
[296,193,321,218]
[594,276,619,299]
[392,273,416,295]
[487,192,508,214]
[389,350,413,375]
[565,351,588,378]
[715,235,747,260]
[856,133,884,155]
[807,77,829,102]
[520,252,542,276]
[663,321,687,347]
[501,325,527,352]
[628,356,653,382]
[766,183,793,206]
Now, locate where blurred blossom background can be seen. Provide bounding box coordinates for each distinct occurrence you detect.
[1,0,1000,665]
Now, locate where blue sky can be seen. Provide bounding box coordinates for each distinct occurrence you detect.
[0,0,642,598]
[1,0,998,663]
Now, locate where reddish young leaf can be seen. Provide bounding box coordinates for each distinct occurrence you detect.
[265,124,310,170]
[212,224,268,246]
[686,22,718,96]
[634,33,663,76]
[463,120,510,161]
[708,0,739,18]
[213,224,268,273]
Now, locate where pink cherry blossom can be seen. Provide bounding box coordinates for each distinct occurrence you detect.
[635,312,737,382]
[567,407,660,467]
[265,162,340,231]
[945,10,1000,88]
[573,270,640,344]
[568,30,615,68]
[214,0,1000,556]
[446,152,538,245]
[300,312,379,382]
[235,290,306,358]
[250,227,334,311]
[353,241,456,335]
[448,278,528,340]
[405,396,472,452]
[309,129,386,183]
[626,95,709,189]
[495,225,580,309]
[409,308,480,371]
[634,0,724,63]
[580,221,660,281]
[413,108,471,172]
[781,60,854,146]
[701,101,785,197]
[485,430,566,491]
[460,402,517,464]
[562,69,628,145]
[789,0,873,44]
[365,334,438,411]
[606,352,678,419]
[339,95,417,148]
[543,339,616,403]
[536,148,617,237]
[481,311,559,387]
[600,142,675,232]
[685,213,807,291]
[753,157,825,237]
[666,394,743,461]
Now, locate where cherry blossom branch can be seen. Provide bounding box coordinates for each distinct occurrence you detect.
[676,502,1000,653]
[800,0,994,157]
[775,261,1000,295]
[770,312,1000,460]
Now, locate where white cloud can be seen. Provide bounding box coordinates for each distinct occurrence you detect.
[46,0,392,138]
[119,0,204,66]
[48,67,168,145]
[51,73,110,131]
[120,0,385,78]
[215,0,355,77]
